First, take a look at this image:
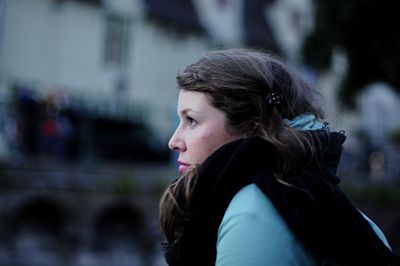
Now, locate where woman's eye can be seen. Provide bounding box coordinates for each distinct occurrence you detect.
[186,116,196,127]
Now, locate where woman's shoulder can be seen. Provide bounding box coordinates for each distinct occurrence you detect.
[218,184,393,266]
[216,184,318,265]
[219,183,296,238]
[222,183,278,218]
[360,212,392,249]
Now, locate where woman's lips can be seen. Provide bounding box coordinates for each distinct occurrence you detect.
[178,161,190,173]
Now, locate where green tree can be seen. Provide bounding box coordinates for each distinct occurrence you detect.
[303,0,399,108]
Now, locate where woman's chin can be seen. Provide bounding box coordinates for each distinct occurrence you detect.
[178,164,190,174]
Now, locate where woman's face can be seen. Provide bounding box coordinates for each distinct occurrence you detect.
[169,90,241,173]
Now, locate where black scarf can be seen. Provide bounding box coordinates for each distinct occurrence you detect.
[163,132,400,266]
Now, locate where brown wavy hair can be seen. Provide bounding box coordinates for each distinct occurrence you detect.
[159,48,326,243]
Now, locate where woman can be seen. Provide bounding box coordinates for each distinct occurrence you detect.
[159,48,399,265]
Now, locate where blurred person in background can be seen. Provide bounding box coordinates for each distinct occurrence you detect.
[159,48,399,266]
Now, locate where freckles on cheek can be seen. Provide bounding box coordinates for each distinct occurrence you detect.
[199,133,218,156]
[201,131,215,140]
[203,130,228,152]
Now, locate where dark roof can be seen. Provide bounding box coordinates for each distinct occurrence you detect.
[144,0,281,53]
[144,0,205,33]
[243,0,280,53]
[55,0,102,6]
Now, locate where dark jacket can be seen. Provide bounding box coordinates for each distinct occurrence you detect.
[163,132,400,266]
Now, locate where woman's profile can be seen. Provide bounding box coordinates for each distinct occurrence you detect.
[159,48,400,265]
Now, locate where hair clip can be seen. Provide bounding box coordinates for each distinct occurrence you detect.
[266,92,283,106]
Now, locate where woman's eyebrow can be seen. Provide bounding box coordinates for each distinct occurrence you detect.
[179,108,200,116]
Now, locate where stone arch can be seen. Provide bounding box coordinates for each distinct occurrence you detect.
[4,194,76,262]
[8,195,71,237]
[92,200,149,251]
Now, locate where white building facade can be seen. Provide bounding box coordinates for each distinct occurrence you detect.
[0,0,317,159]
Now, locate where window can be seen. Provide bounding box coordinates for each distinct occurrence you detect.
[104,14,131,67]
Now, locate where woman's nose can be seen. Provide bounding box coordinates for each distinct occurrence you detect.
[168,128,185,151]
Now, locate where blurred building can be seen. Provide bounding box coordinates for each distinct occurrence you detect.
[0,0,316,162]
[0,0,203,159]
